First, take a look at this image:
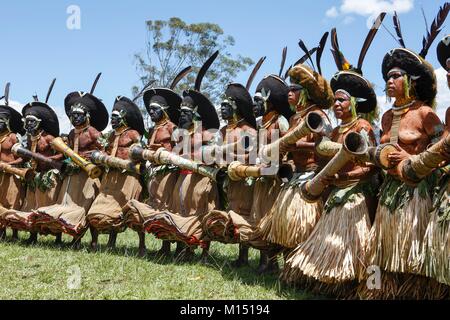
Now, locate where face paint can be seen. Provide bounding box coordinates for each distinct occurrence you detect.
[148,103,165,123]
[70,105,88,127]
[220,99,235,120]
[111,111,125,130]
[23,115,41,136]
[178,108,194,129]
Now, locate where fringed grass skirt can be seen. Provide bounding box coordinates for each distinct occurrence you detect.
[259,172,322,248]
[281,192,371,298]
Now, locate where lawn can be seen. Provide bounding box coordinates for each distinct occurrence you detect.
[0,229,318,300]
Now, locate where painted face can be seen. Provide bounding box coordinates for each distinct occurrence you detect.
[288,88,301,107]
[111,112,124,130]
[148,104,165,123]
[220,99,234,120]
[178,108,194,129]
[24,116,41,136]
[70,109,88,127]
[333,91,352,120]
[253,95,265,118]
[0,117,8,133]
[386,70,406,99]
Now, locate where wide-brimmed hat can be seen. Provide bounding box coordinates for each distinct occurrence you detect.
[224,83,256,129]
[64,91,109,131]
[330,71,377,113]
[113,96,145,135]
[22,102,60,137]
[143,88,181,125]
[255,75,294,120]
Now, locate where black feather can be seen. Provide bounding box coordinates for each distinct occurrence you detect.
[195,50,219,92]
[316,32,329,75]
[330,28,343,71]
[284,47,318,80]
[170,66,192,90]
[45,78,56,104]
[357,12,386,73]
[279,47,288,77]
[298,40,316,72]
[393,11,406,48]
[90,73,102,95]
[4,82,10,106]
[246,56,266,91]
[419,3,450,58]
[132,79,157,102]
[33,94,39,102]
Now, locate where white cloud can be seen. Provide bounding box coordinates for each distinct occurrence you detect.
[325,0,414,28]
[435,67,450,121]
[326,6,339,18]
[343,16,355,25]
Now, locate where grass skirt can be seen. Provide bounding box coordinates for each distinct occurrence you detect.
[281,192,371,298]
[0,172,24,223]
[259,172,322,248]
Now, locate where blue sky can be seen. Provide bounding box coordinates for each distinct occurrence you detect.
[0,0,448,132]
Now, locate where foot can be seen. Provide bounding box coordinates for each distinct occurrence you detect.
[11,229,19,241]
[90,241,98,252]
[175,247,195,262]
[25,232,38,245]
[138,246,147,258]
[106,232,117,249]
[230,258,249,268]
[70,238,81,250]
[156,241,171,257]
[199,251,209,265]
[0,229,5,241]
[54,233,63,246]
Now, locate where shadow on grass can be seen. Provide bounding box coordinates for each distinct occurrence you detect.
[0,229,323,299]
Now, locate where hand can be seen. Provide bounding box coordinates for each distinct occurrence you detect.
[387,144,410,166]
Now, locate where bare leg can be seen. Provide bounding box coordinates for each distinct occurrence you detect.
[106,230,117,249]
[231,243,249,268]
[0,228,5,240]
[25,231,38,245]
[54,233,62,245]
[138,231,146,257]
[157,240,171,257]
[89,226,98,251]
[200,241,210,264]
[70,234,82,250]
[12,229,18,241]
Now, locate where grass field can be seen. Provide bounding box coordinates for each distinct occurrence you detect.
[0,228,319,300]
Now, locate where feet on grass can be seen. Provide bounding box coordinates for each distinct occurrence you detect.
[25,232,38,245]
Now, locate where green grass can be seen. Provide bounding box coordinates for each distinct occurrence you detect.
[0,229,319,300]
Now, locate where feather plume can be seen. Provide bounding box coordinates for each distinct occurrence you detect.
[246,56,266,91]
[298,40,316,71]
[90,73,102,95]
[170,66,192,90]
[279,47,288,77]
[284,47,318,79]
[393,11,406,48]
[195,50,219,92]
[316,32,329,75]
[357,12,386,73]
[132,79,157,102]
[4,82,10,106]
[419,3,450,58]
[45,78,56,104]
